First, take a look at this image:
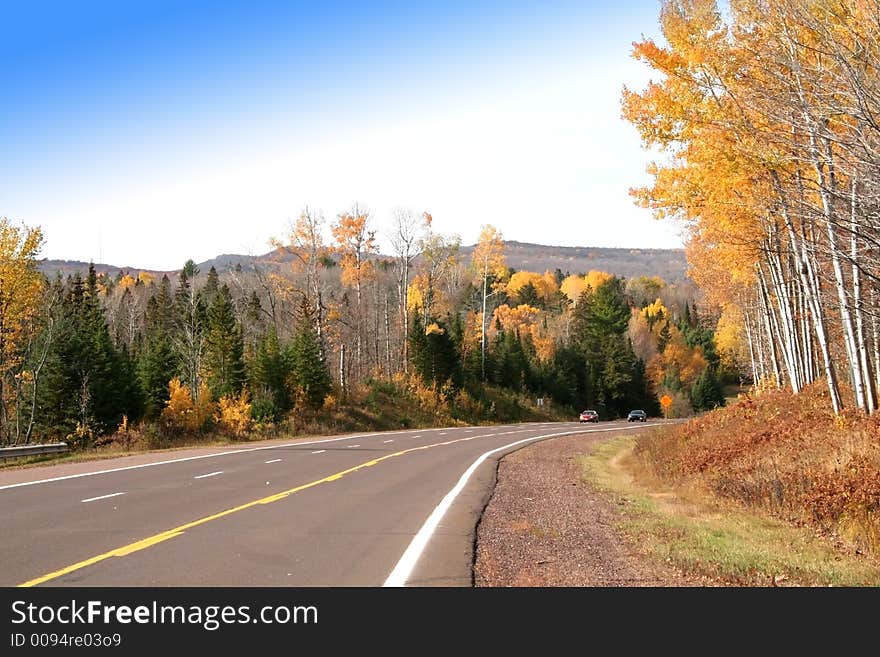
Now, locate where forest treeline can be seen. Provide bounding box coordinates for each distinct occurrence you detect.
[0,211,727,448]
[623,0,880,415]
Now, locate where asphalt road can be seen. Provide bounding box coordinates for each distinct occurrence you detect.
[0,420,664,587]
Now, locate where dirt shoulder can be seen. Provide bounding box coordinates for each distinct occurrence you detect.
[473,432,724,587]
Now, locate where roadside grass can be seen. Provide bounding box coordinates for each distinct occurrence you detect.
[579,436,880,586]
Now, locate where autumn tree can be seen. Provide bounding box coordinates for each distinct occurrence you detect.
[389,207,429,373]
[471,224,508,381]
[0,218,44,445]
[622,0,880,414]
[332,204,378,381]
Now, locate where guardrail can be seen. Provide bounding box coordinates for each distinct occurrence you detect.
[0,443,68,461]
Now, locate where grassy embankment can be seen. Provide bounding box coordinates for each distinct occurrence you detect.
[581,383,880,586]
[2,377,569,469]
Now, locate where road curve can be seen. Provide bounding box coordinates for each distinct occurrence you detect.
[0,420,664,587]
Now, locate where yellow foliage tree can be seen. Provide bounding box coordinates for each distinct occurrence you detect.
[118,274,137,291]
[584,270,613,292]
[506,270,558,302]
[560,275,588,305]
[471,224,508,380]
[715,305,747,378]
[641,298,669,332]
[648,327,707,391]
[216,390,252,438]
[161,379,214,434]
[0,218,45,444]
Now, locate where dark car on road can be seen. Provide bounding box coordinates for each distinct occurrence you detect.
[627,409,647,422]
[579,410,599,423]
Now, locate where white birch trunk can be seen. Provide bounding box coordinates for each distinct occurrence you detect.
[851,179,876,413]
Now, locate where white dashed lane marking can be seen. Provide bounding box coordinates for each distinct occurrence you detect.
[194,471,223,480]
[81,492,126,503]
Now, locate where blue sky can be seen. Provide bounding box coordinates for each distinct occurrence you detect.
[0,0,679,270]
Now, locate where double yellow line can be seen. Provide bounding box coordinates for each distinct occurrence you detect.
[19,430,516,587]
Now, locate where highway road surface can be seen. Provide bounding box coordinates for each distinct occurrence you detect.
[0,420,664,587]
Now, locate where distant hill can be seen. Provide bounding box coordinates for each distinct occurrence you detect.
[38,240,689,284]
[460,241,689,283]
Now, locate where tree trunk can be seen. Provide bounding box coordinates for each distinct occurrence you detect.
[339,344,347,400]
[851,179,876,413]
[810,132,865,410]
[384,294,391,377]
[773,169,842,412]
[762,258,799,392]
[744,306,759,384]
[401,258,409,374]
[480,267,489,381]
[757,272,782,388]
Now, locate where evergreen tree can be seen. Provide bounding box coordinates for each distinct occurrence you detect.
[203,284,246,399]
[423,320,462,390]
[408,311,461,390]
[287,300,331,408]
[492,327,529,390]
[203,266,220,305]
[690,368,726,412]
[657,320,672,353]
[39,266,135,442]
[516,282,541,308]
[250,327,291,421]
[173,261,207,393]
[138,275,178,418]
[570,276,643,417]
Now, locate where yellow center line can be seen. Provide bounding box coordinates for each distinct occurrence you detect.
[18,429,529,587]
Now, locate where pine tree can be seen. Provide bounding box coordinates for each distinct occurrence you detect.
[287,300,331,408]
[250,327,291,421]
[407,309,429,382]
[173,261,207,393]
[516,282,541,308]
[657,320,672,353]
[203,284,246,400]
[138,275,178,418]
[203,266,220,305]
[690,368,726,412]
[570,276,639,417]
[39,266,134,442]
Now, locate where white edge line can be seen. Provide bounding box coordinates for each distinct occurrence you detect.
[193,471,223,479]
[0,424,487,492]
[382,422,665,587]
[81,492,126,503]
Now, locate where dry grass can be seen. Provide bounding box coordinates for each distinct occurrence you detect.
[581,436,880,586]
[633,382,880,558]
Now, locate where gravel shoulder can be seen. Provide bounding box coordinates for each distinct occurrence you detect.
[473,431,724,587]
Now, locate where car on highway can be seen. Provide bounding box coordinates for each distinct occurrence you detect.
[579,409,599,423]
[627,409,647,422]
